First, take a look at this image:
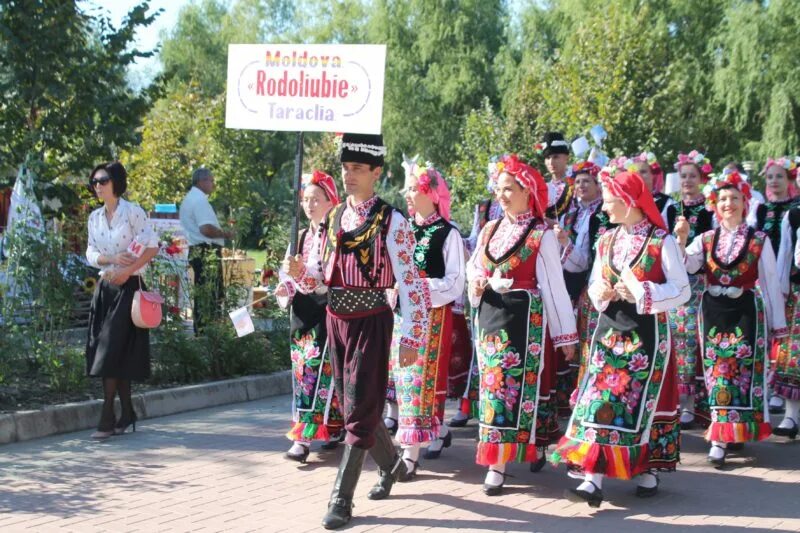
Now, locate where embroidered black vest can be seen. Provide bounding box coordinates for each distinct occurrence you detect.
[321,197,395,288]
[789,207,800,284]
[653,192,670,214]
[411,218,453,279]
[756,198,798,255]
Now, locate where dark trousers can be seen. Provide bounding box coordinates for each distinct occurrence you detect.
[327,308,394,449]
[189,244,224,334]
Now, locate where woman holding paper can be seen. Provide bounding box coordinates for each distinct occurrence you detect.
[276,170,345,462]
[466,154,578,496]
[678,171,787,466]
[551,171,690,506]
[665,151,715,429]
[85,161,159,439]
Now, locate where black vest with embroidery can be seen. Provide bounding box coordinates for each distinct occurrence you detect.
[411,218,453,279]
[788,206,800,285]
[756,199,798,255]
[321,197,395,288]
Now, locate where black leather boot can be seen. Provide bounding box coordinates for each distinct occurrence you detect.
[366,422,407,500]
[321,444,366,530]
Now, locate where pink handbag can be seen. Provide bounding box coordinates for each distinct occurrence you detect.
[131,277,164,329]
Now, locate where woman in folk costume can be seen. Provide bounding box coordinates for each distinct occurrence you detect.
[665,150,715,428]
[277,170,344,462]
[451,156,506,429]
[555,161,615,417]
[773,199,800,438]
[386,158,466,474]
[619,153,674,225]
[679,171,788,466]
[554,161,604,418]
[467,154,578,495]
[551,171,690,506]
[754,158,800,415]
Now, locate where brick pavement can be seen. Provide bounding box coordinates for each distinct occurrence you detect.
[0,395,798,532]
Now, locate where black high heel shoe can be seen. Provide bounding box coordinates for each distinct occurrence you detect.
[423,430,452,460]
[483,470,511,496]
[772,418,798,439]
[565,481,603,508]
[285,444,311,463]
[114,410,137,435]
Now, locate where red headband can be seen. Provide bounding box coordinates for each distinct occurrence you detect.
[303,170,340,205]
[499,154,548,218]
[601,171,666,230]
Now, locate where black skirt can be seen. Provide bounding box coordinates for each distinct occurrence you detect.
[85,276,151,380]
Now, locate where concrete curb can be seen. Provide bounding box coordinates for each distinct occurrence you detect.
[0,370,292,445]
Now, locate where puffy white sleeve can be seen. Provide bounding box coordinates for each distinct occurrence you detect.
[387,212,431,349]
[776,212,792,296]
[536,230,578,347]
[796,227,800,269]
[85,211,101,268]
[466,223,493,307]
[758,239,788,337]
[561,216,590,272]
[129,204,159,248]
[428,227,466,308]
[621,235,691,314]
[683,234,706,275]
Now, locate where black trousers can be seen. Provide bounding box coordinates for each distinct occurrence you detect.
[189,244,224,334]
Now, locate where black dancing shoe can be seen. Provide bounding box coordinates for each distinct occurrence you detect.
[706,444,726,468]
[769,398,785,414]
[423,431,452,460]
[285,444,310,464]
[565,481,603,508]
[529,448,547,473]
[772,418,799,439]
[635,472,659,498]
[482,470,511,496]
[398,459,419,482]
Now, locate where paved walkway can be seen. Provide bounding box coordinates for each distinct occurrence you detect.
[0,395,798,532]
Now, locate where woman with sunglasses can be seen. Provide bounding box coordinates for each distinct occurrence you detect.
[85,162,158,439]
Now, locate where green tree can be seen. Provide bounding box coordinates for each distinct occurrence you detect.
[0,0,160,180]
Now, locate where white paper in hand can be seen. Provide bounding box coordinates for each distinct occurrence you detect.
[229,307,255,337]
[571,136,591,158]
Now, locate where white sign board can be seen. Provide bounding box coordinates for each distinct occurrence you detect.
[225,44,386,134]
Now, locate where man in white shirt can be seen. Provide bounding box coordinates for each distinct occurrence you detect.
[180,167,232,333]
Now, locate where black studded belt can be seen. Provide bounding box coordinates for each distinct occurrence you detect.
[328,288,389,315]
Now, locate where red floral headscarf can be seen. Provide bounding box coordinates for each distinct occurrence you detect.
[600,171,667,230]
[491,154,548,218]
[302,170,340,205]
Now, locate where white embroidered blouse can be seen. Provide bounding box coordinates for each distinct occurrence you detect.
[85,199,158,276]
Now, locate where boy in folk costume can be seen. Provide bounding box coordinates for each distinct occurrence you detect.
[679,170,788,466]
[539,131,574,221]
[387,158,466,473]
[552,171,690,506]
[284,134,430,530]
[467,154,578,495]
[276,171,344,462]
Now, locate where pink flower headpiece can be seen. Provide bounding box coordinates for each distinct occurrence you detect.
[403,157,451,221]
[302,169,340,205]
[761,157,798,179]
[675,150,713,180]
[703,170,751,221]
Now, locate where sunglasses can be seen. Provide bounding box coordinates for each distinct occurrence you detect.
[91,176,111,187]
